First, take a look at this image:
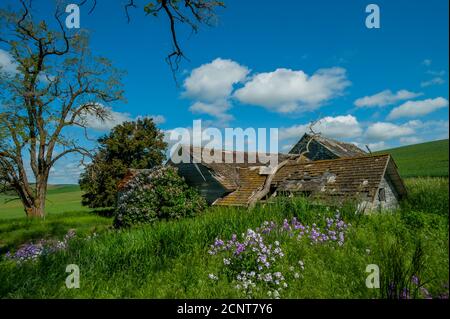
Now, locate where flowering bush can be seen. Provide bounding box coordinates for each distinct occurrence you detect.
[208,212,350,298]
[5,230,76,263]
[114,166,206,228]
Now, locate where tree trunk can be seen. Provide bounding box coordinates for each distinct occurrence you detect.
[23,177,48,218]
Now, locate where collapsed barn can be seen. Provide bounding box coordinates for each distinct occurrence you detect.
[120,134,407,212]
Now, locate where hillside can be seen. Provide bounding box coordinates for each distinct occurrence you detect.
[0,185,88,220]
[377,139,449,178]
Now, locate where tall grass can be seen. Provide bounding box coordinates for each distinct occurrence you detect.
[0,178,448,299]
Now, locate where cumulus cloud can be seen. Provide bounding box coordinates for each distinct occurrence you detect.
[399,136,423,145]
[0,49,18,75]
[354,89,422,108]
[279,115,363,141]
[421,77,445,87]
[365,122,417,141]
[387,97,448,120]
[183,58,249,124]
[234,67,350,113]
[183,58,250,102]
[189,100,233,125]
[366,141,387,151]
[81,107,166,131]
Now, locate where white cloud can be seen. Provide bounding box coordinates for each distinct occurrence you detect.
[189,101,233,125]
[427,70,445,76]
[81,107,166,131]
[353,141,387,152]
[354,90,422,108]
[365,122,417,141]
[421,77,445,87]
[279,115,363,140]
[183,58,250,102]
[422,59,432,66]
[387,97,448,120]
[0,49,18,75]
[183,58,249,124]
[399,136,423,145]
[234,67,350,113]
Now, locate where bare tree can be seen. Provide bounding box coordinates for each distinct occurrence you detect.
[79,0,225,75]
[0,1,124,217]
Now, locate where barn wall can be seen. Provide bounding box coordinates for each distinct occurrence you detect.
[373,175,399,211]
[174,163,230,204]
[289,139,338,161]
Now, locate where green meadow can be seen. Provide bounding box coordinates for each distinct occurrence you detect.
[0,185,88,220]
[376,139,449,178]
[0,140,448,298]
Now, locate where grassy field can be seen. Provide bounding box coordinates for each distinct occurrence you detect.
[0,185,88,220]
[0,177,448,299]
[377,139,449,178]
[0,140,448,298]
[1,139,447,220]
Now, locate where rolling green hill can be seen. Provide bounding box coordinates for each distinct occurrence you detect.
[377,139,449,178]
[0,185,88,220]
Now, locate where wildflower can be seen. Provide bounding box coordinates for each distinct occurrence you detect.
[208,273,218,281]
[298,260,305,270]
[223,258,231,265]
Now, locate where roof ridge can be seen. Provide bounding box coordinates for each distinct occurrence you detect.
[288,153,390,165]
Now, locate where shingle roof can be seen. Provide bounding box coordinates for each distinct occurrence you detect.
[169,145,301,191]
[272,154,406,202]
[214,167,268,206]
[290,133,367,158]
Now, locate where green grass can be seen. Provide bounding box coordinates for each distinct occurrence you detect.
[377,139,449,178]
[0,211,112,255]
[0,177,447,299]
[0,185,88,220]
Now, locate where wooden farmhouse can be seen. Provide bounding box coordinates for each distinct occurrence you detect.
[164,136,407,212]
[120,135,407,212]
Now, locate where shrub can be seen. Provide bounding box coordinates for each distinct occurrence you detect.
[80,118,167,209]
[113,166,206,228]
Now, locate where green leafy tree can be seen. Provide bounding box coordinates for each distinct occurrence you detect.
[79,118,167,208]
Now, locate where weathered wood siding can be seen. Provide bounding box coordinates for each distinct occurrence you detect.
[174,163,230,204]
[289,139,338,161]
[373,175,400,211]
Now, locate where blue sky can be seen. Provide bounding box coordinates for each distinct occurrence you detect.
[0,0,448,183]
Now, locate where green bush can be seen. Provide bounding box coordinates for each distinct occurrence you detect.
[113,166,206,228]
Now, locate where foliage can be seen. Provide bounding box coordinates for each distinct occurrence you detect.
[0,3,124,217]
[207,214,350,298]
[0,210,111,254]
[113,166,206,228]
[79,118,166,209]
[0,177,447,298]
